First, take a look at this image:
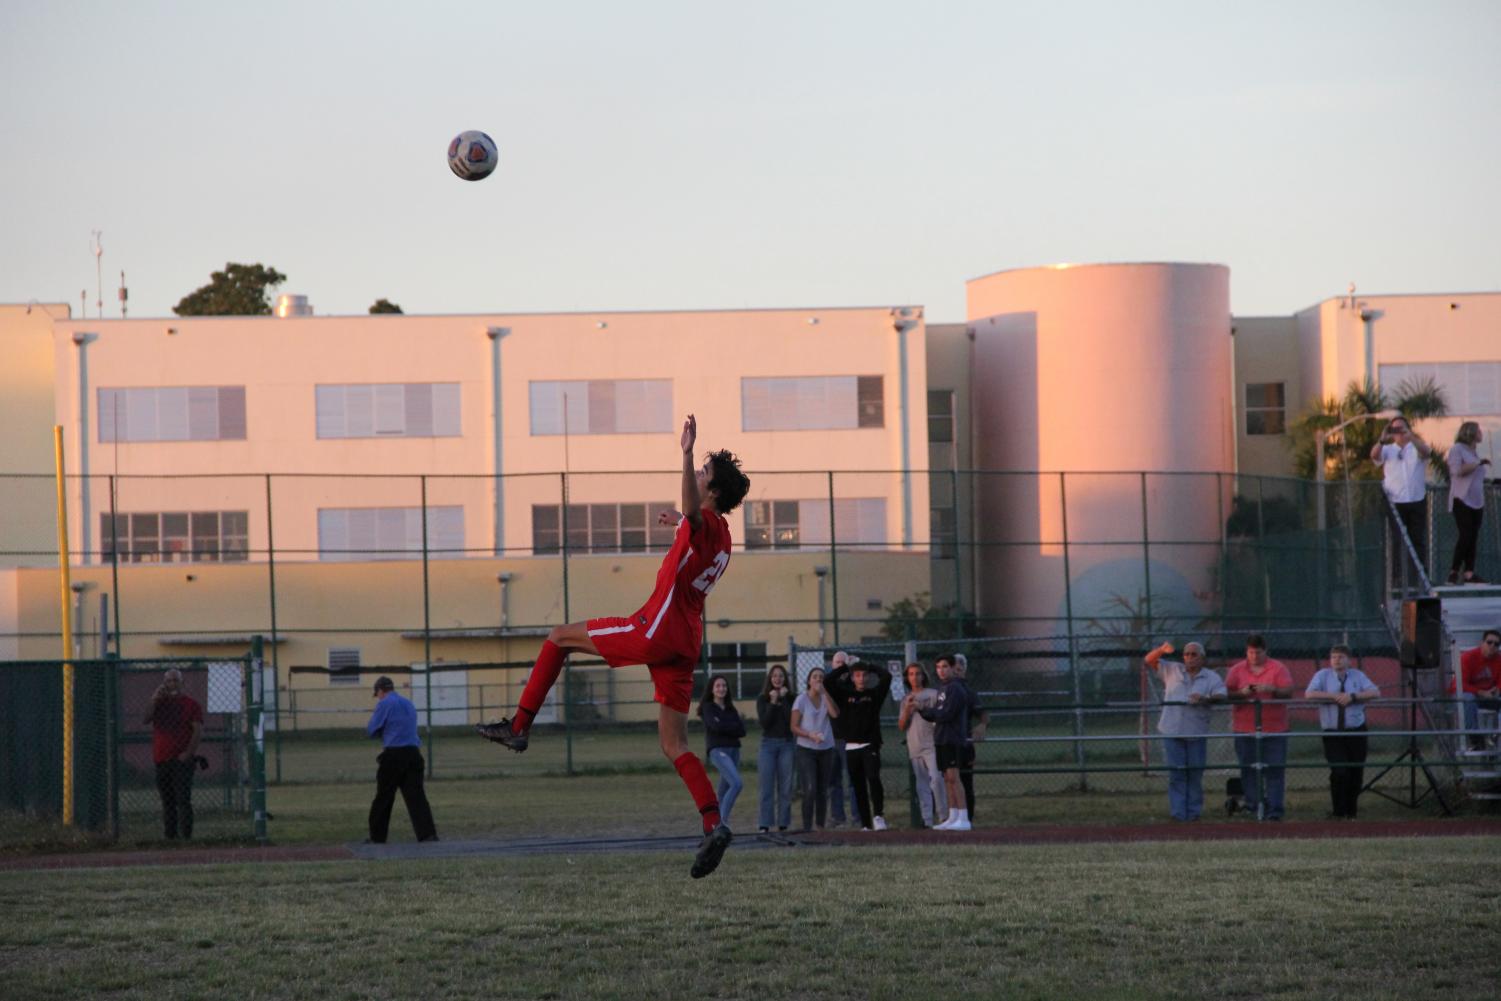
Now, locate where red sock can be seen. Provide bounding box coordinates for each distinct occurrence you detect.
[673,751,720,834]
[513,641,564,733]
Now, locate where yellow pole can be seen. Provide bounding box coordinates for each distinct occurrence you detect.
[54,426,75,827]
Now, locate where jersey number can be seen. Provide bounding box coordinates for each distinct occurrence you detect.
[691,551,730,595]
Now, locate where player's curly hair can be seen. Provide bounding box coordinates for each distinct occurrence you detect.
[706,449,750,514]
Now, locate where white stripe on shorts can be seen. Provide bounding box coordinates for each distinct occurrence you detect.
[587,624,636,637]
[645,584,675,639]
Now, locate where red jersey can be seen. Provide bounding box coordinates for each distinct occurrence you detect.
[1451,647,1501,694]
[149,693,204,764]
[630,507,732,657]
[1225,659,1293,733]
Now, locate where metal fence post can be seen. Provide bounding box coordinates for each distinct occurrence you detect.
[828,470,840,647]
[250,635,268,842]
[264,474,282,784]
[1253,698,1264,821]
[421,475,434,778]
[561,472,574,776]
[1059,473,1086,790]
[108,475,121,655]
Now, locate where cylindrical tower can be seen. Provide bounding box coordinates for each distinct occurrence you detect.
[965,262,1233,635]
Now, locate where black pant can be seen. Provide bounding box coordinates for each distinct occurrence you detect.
[960,743,977,819]
[1391,498,1428,571]
[155,758,195,839]
[1451,501,1484,575]
[1322,728,1369,818]
[845,745,885,828]
[369,746,438,843]
[795,746,836,830]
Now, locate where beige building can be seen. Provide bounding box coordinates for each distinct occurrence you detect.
[3,271,1498,725]
[1233,290,1501,478]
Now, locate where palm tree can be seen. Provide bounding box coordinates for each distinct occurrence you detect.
[1287,376,1448,482]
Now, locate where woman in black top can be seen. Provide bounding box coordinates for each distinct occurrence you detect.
[698,675,746,830]
[755,664,795,832]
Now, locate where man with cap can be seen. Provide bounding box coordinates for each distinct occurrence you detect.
[1143,640,1227,821]
[366,675,438,844]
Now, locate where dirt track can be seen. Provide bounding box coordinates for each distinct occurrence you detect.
[2,817,1497,872]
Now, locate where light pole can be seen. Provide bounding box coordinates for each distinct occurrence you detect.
[1315,409,1399,531]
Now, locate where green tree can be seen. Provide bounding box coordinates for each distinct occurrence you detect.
[1286,376,1449,483]
[173,263,287,316]
[879,592,981,643]
[369,298,403,314]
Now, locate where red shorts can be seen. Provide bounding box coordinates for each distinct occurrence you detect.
[586,616,697,714]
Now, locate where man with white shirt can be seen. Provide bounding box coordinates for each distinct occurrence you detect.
[1370,415,1432,570]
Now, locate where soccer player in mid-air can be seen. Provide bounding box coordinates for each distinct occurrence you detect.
[477,414,750,878]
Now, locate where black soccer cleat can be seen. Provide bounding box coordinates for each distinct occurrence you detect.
[690,824,733,879]
[475,717,529,753]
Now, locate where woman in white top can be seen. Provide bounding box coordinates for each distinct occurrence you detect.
[791,668,839,832]
[1447,421,1491,584]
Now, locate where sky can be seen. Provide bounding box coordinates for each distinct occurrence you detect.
[2,0,1498,323]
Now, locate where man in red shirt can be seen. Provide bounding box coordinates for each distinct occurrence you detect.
[144,668,204,839]
[1454,631,1501,750]
[1225,634,1294,820]
[477,414,750,878]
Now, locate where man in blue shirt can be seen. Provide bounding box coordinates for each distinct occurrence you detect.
[366,676,439,843]
[1304,646,1381,819]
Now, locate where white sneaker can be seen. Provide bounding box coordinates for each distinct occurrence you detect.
[946,817,971,831]
[932,815,955,830]
[872,815,888,831]
[861,826,875,832]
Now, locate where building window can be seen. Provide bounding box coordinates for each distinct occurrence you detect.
[1380,362,1501,416]
[930,507,957,560]
[1244,382,1286,435]
[706,642,769,700]
[745,500,801,549]
[744,499,887,550]
[317,506,464,561]
[328,647,361,686]
[316,384,461,438]
[529,380,672,435]
[100,511,249,563]
[98,387,247,442]
[531,502,677,555]
[928,389,954,443]
[740,376,885,431]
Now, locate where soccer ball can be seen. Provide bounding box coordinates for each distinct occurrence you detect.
[447,130,498,181]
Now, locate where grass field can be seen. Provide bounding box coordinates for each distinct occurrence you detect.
[2,837,1498,1000]
[4,719,1481,851]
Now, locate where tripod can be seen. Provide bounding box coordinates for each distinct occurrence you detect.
[1363,668,1452,814]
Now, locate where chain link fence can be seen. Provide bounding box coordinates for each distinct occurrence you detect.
[0,650,266,848]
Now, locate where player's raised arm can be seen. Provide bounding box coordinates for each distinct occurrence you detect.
[680,413,703,528]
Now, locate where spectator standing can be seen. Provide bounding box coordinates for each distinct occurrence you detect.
[366,676,438,844]
[898,662,948,828]
[1225,635,1295,821]
[791,667,839,831]
[699,676,747,829]
[1371,415,1433,571]
[921,654,978,830]
[144,668,203,840]
[827,655,895,831]
[1452,631,1501,750]
[1143,641,1227,821]
[1305,645,1380,818]
[1446,422,1491,585]
[755,664,796,832]
[952,653,984,821]
[825,651,856,827]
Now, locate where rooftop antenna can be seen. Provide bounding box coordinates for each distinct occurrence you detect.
[1345,282,1356,310]
[118,270,128,319]
[90,230,103,319]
